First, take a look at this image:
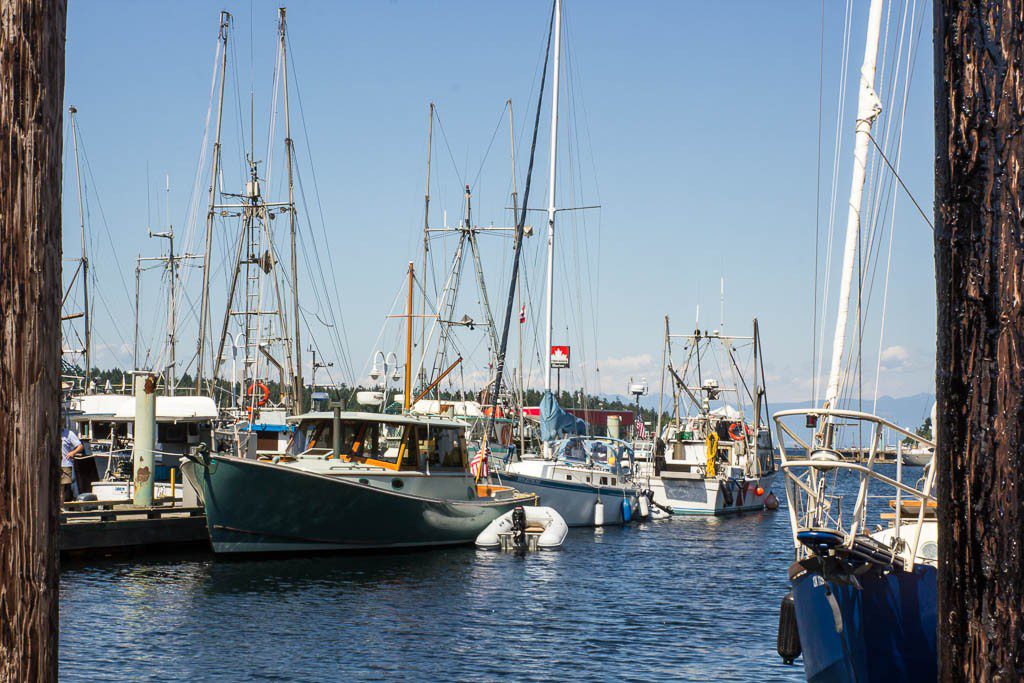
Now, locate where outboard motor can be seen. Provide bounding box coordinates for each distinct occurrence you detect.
[777,591,801,665]
[511,506,527,552]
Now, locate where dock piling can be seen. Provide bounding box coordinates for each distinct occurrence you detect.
[133,372,157,506]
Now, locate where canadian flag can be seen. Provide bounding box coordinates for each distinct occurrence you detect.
[519,304,526,324]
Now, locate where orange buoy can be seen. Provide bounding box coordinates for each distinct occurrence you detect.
[756,486,765,496]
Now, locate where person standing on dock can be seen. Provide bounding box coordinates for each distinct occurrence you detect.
[61,427,83,502]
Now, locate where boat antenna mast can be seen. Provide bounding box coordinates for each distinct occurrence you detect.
[140,175,202,395]
[820,0,885,448]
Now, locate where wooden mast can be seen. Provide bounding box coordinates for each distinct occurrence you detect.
[935,1,1024,679]
[0,0,66,678]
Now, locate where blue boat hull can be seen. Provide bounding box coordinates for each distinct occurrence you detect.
[790,559,937,682]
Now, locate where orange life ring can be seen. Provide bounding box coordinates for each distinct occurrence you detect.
[727,422,744,442]
[248,381,270,407]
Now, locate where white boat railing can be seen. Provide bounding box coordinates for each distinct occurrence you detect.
[773,407,936,566]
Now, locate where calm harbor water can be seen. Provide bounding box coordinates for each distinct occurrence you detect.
[60,506,806,682]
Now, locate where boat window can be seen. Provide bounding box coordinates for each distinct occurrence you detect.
[157,423,188,444]
[590,441,610,465]
[91,421,128,441]
[561,438,587,463]
[413,425,465,469]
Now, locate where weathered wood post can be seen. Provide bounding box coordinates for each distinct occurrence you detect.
[0,0,67,680]
[935,1,1024,680]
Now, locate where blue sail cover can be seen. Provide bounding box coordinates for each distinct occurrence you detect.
[539,390,588,441]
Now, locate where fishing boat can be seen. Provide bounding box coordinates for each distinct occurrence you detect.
[640,324,777,515]
[188,409,537,553]
[773,0,937,679]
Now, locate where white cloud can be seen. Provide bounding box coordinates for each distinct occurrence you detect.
[596,353,657,394]
[879,345,912,372]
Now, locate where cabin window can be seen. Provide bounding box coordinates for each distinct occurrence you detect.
[91,421,128,441]
[600,476,608,485]
[413,426,465,469]
[158,423,188,444]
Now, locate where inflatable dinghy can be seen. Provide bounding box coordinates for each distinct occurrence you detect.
[475,505,568,551]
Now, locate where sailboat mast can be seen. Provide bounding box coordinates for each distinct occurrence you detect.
[543,0,562,393]
[822,0,885,420]
[197,11,231,396]
[69,106,91,392]
[280,7,302,413]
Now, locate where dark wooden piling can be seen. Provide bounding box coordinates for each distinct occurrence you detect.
[0,0,67,680]
[934,1,1024,679]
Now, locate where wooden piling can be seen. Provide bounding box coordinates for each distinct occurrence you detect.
[0,0,67,680]
[935,1,1024,679]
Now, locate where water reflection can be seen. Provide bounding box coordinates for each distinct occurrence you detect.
[61,511,806,682]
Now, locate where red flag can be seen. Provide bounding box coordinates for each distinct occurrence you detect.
[519,304,526,324]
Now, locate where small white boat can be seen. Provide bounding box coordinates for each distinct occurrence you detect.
[900,446,934,467]
[476,506,568,550]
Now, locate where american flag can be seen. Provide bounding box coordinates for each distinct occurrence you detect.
[634,412,649,439]
[470,442,490,479]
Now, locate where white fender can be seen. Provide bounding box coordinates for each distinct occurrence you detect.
[637,493,650,518]
[475,506,568,549]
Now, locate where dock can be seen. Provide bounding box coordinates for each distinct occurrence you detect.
[60,499,210,556]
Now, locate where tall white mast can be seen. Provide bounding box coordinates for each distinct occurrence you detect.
[822,0,885,418]
[543,0,562,393]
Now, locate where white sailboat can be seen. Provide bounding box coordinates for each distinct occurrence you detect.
[497,0,644,527]
[772,0,937,678]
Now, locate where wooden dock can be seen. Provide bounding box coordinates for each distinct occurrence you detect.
[60,499,210,556]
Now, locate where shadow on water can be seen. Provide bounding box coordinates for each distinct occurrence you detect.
[60,512,806,682]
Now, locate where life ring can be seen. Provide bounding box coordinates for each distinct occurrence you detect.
[728,422,745,442]
[248,381,270,407]
[498,423,513,446]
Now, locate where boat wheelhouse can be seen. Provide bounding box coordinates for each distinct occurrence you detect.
[189,409,538,554]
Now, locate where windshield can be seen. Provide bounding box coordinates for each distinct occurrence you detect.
[555,438,634,470]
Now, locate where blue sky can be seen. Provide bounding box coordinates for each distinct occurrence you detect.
[61,0,935,403]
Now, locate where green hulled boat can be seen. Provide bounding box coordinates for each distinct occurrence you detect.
[187,411,536,554]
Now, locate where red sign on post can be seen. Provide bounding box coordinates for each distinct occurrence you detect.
[550,345,570,369]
